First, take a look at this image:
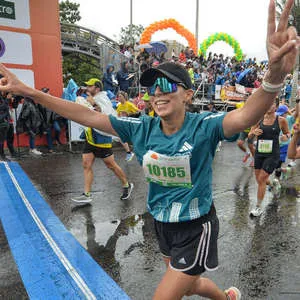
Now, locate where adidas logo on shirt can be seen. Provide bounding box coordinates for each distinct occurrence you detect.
[178,142,193,153]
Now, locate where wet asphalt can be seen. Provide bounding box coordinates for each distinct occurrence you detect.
[1,141,300,300]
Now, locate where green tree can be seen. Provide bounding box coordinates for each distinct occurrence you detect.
[276,0,300,107]
[59,0,81,24]
[118,24,144,46]
[60,2,102,86]
[62,54,102,86]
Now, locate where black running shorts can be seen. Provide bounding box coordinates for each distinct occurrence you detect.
[83,142,113,159]
[254,156,281,174]
[154,204,219,276]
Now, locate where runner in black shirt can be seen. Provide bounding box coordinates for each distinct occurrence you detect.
[249,101,289,217]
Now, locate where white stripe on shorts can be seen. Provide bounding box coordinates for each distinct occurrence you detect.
[169,223,206,273]
[204,221,218,271]
[199,222,208,267]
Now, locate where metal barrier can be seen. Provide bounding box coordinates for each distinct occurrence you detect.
[193,81,215,100]
[192,82,237,112]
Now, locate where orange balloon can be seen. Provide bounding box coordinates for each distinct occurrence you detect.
[140,19,196,52]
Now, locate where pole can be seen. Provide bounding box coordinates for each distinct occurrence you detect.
[130,0,133,26]
[195,0,199,54]
[130,0,133,45]
[68,121,72,152]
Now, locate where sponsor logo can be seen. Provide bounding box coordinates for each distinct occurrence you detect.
[0,38,5,57]
[178,257,187,265]
[0,1,16,20]
[178,141,193,153]
[151,153,159,160]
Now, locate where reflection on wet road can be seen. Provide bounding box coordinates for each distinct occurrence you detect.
[1,142,300,299]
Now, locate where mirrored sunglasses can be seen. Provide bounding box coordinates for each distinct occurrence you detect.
[148,77,187,96]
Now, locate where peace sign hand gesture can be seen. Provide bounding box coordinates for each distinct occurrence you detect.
[266,0,299,84]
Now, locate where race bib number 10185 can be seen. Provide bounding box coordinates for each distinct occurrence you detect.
[142,151,192,188]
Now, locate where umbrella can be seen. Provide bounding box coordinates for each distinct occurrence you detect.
[146,41,168,54]
[236,67,254,84]
[136,43,153,50]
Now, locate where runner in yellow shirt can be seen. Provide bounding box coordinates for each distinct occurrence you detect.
[116,91,140,116]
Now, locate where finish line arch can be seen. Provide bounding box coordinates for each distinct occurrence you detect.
[140,19,197,53]
[199,33,243,61]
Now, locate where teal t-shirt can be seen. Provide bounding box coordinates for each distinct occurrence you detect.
[109,112,226,223]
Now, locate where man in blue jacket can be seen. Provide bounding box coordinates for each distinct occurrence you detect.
[103,64,118,95]
[116,61,130,92]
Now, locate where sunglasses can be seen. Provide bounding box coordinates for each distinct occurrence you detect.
[148,77,188,96]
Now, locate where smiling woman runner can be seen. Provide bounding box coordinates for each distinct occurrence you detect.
[0,1,298,298]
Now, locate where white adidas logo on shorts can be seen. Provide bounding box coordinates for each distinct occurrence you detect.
[178,257,187,265]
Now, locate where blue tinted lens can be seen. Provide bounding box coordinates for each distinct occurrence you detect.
[149,77,178,95]
[148,86,156,96]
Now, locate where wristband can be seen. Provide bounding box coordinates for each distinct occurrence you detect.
[261,80,283,93]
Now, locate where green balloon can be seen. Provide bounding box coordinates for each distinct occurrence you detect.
[199,33,243,60]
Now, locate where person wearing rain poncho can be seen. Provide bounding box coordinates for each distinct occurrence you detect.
[72,78,133,203]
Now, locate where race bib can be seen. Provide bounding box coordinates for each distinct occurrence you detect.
[258,139,273,153]
[142,150,192,188]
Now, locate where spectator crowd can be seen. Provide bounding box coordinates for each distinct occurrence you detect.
[0,44,298,160]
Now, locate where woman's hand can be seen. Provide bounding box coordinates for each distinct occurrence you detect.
[266,0,299,84]
[0,64,31,96]
[253,128,263,137]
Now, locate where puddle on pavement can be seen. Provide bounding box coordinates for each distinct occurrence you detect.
[69,206,160,285]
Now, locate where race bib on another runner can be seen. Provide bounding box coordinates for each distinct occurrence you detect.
[258,139,273,153]
[142,150,192,188]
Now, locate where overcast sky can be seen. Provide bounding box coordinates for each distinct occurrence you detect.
[72,0,270,61]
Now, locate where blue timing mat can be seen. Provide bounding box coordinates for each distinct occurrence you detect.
[0,162,130,300]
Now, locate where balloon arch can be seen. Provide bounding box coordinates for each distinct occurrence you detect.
[140,20,243,61]
[199,32,243,61]
[140,19,197,54]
